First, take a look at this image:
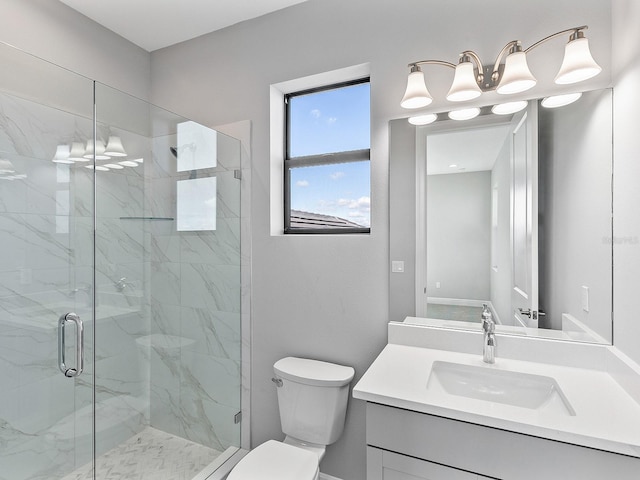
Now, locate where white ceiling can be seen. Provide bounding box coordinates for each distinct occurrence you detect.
[58,0,309,52]
[426,124,512,176]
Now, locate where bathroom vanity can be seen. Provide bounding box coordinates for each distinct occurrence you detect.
[354,323,640,480]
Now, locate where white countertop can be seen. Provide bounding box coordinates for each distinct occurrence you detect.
[353,343,640,457]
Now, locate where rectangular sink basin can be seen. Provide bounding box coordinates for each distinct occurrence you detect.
[427,361,575,415]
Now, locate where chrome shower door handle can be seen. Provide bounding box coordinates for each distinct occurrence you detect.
[58,312,84,378]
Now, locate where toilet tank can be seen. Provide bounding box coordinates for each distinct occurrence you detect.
[273,357,355,446]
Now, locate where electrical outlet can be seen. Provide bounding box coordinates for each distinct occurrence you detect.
[581,286,589,312]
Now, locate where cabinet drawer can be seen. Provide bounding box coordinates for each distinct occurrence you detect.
[365,403,640,479]
[368,447,493,480]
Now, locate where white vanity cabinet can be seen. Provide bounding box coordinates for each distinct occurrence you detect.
[365,403,640,480]
[367,447,493,480]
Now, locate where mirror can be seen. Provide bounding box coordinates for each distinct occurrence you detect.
[389,88,613,344]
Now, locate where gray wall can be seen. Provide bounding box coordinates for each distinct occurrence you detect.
[427,171,491,301]
[149,2,611,479]
[539,89,613,338]
[389,120,416,322]
[0,0,150,101]
[613,0,640,365]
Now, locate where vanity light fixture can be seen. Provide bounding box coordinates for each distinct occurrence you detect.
[104,136,127,157]
[448,107,480,121]
[401,26,601,108]
[541,92,582,108]
[118,160,140,167]
[69,142,89,162]
[408,113,438,125]
[85,164,110,171]
[491,100,528,115]
[0,158,15,174]
[83,139,110,160]
[52,145,74,164]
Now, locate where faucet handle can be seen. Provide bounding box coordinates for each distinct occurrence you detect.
[483,318,495,333]
[481,305,494,332]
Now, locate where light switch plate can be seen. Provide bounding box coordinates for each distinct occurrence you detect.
[391,261,405,273]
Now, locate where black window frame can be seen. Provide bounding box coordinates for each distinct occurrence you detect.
[284,77,371,234]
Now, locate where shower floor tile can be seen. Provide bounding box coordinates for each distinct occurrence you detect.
[61,427,222,480]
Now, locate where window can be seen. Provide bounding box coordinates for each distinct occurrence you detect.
[284,78,370,233]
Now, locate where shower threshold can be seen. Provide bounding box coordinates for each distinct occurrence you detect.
[61,427,225,480]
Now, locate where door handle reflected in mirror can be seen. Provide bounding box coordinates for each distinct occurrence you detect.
[518,308,533,318]
[518,308,546,320]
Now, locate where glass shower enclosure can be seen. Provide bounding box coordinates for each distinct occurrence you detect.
[0,42,242,480]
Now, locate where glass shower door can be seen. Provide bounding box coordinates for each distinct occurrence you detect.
[0,43,96,479]
[0,41,242,480]
[91,83,242,479]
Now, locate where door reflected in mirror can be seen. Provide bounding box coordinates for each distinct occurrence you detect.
[389,88,613,344]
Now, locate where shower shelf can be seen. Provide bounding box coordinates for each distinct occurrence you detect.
[119,217,174,221]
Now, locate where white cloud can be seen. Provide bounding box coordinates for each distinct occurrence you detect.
[333,196,371,227]
[330,171,345,180]
[327,117,337,125]
[310,109,321,119]
[356,196,370,209]
[296,180,309,187]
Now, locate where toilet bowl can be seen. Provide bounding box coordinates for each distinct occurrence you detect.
[227,357,355,480]
[228,440,319,480]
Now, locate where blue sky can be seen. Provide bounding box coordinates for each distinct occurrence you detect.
[289,82,370,226]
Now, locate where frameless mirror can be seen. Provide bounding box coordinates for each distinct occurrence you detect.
[389,88,613,344]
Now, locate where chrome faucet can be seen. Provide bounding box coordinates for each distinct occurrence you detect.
[481,304,496,364]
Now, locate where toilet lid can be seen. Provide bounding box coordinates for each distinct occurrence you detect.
[228,440,319,480]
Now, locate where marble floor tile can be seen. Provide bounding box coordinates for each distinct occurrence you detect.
[61,427,222,480]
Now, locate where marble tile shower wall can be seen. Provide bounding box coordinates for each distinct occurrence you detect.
[145,130,242,453]
[0,88,149,479]
[0,81,241,480]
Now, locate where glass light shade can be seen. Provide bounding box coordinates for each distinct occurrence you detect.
[446,62,482,102]
[555,37,602,85]
[52,144,74,164]
[104,136,127,157]
[119,160,140,167]
[0,158,16,174]
[541,92,582,108]
[491,101,528,115]
[84,139,110,160]
[408,113,438,125]
[401,70,432,109]
[85,164,109,171]
[69,142,88,161]
[496,51,537,95]
[448,107,481,121]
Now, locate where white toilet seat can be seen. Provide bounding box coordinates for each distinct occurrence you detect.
[227,440,319,480]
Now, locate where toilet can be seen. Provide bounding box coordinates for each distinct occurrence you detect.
[228,356,355,480]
